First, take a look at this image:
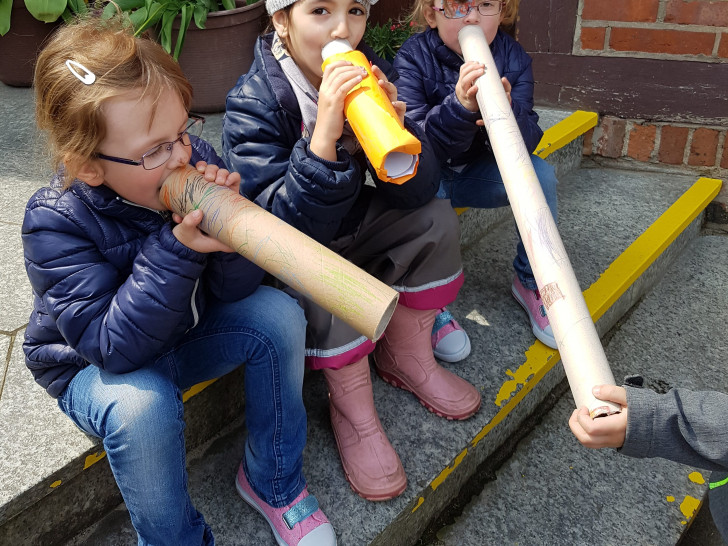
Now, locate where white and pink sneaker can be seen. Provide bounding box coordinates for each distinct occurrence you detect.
[235,464,336,546]
[511,275,558,349]
[431,308,471,363]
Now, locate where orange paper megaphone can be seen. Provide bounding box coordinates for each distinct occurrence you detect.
[322,39,421,184]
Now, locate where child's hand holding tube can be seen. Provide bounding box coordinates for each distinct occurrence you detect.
[321,39,421,184]
[312,59,368,162]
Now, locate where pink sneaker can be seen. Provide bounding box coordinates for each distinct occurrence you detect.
[431,308,471,363]
[511,276,558,349]
[235,464,336,546]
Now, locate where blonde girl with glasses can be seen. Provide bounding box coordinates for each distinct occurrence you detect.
[223,0,482,504]
[24,14,336,546]
[395,0,561,358]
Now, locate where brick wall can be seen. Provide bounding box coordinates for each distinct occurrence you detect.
[583,117,727,176]
[518,0,727,193]
[573,0,727,182]
[578,0,728,60]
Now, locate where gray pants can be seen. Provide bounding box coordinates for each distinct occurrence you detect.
[287,196,464,370]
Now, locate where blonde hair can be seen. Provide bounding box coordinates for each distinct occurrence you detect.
[409,0,519,30]
[34,14,193,186]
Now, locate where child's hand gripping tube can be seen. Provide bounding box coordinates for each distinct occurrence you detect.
[321,39,421,185]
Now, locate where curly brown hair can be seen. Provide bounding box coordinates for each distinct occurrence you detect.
[408,0,519,31]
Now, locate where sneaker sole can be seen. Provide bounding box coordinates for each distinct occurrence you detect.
[374,365,481,421]
[510,286,558,349]
[433,336,472,363]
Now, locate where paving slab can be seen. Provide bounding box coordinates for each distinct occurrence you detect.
[433,234,728,545]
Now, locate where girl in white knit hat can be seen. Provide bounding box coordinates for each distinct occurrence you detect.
[223,0,480,524]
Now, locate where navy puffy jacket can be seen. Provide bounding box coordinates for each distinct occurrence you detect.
[22,137,265,398]
[394,28,543,166]
[222,33,442,246]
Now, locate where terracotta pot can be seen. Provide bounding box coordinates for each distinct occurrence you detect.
[0,0,59,87]
[175,0,266,113]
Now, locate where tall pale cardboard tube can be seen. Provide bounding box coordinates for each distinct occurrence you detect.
[160,165,398,341]
[458,25,619,418]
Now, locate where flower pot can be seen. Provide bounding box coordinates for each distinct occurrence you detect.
[175,0,266,113]
[0,0,59,87]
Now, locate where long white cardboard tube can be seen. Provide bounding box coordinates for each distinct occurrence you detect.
[458,25,619,417]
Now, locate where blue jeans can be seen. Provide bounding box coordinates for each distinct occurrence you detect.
[437,154,558,290]
[57,286,307,546]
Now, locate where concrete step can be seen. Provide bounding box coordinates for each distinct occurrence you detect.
[428,233,728,546]
[0,82,589,545]
[60,165,716,545]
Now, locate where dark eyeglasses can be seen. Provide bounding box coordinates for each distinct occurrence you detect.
[96,114,205,170]
[432,0,502,19]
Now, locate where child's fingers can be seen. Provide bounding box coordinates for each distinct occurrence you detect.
[592,385,627,406]
[568,407,592,443]
[370,64,388,83]
[379,79,398,102]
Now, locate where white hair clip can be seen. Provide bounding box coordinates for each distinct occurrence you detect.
[65,60,96,85]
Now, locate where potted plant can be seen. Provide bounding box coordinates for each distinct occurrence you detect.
[363,18,416,62]
[0,0,88,86]
[115,0,266,112]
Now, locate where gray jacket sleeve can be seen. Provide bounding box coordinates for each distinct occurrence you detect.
[620,386,728,472]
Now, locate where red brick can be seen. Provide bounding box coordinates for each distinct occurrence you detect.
[688,128,720,166]
[627,124,657,162]
[581,27,607,50]
[583,128,595,156]
[665,0,728,27]
[659,125,690,165]
[596,118,627,158]
[720,33,728,59]
[721,137,728,169]
[582,0,659,22]
[610,28,715,56]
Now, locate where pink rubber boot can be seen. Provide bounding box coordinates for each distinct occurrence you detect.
[322,357,407,501]
[374,305,481,420]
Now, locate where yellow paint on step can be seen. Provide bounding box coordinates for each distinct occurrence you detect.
[680,495,700,524]
[431,449,468,491]
[494,344,557,407]
[50,480,62,488]
[667,495,675,502]
[534,111,598,159]
[689,472,705,484]
[411,497,425,513]
[182,378,217,402]
[84,450,107,469]
[582,177,722,324]
[416,177,723,513]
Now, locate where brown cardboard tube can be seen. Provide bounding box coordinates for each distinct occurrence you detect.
[160,165,398,341]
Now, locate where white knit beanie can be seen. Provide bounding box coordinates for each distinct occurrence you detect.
[266,0,377,16]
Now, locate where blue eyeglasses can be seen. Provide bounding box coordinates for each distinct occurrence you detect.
[432,0,503,19]
[96,114,205,170]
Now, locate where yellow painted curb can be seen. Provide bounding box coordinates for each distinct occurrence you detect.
[415,176,722,512]
[534,111,598,159]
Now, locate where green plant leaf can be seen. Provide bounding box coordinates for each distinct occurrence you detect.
[158,8,175,53]
[220,0,234,11]
[132,1,164,35]
[0,0,12,36]
[172,2,192,60]
[23,0,67,22]
[193,1,207,28]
